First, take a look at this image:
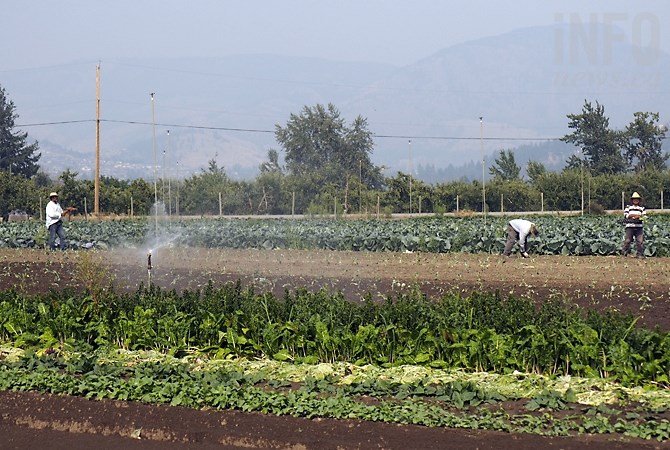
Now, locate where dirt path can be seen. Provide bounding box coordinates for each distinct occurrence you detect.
[0,391,661,450]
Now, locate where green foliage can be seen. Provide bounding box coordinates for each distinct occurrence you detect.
[180,159,232,215]
[3,280,670,440]
[275,103,384,193]
[25,164,670,216]
[0,171,42,216]
[4,215,670,256]
[526,160,546,184]
[1,283,669,385]
[3,350,670,439]
[58,169,92,214]
[489,149,521,181]
[624,112,668,172]
[562,100,627,175]
[486,179,539,212]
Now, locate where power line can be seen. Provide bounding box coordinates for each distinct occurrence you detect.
[373,134,562,141]
[16,118,668,141]
[0,61,100,74]
[16,118,561,141]
[101,119,276,134]
[17,119,94,126]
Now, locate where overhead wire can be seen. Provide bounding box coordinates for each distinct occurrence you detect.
[16,118,566,141]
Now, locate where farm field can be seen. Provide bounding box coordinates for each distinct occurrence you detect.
[2,247,670,449]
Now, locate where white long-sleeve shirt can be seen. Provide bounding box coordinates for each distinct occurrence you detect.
[509,219,535,252]
[45,200,63,228]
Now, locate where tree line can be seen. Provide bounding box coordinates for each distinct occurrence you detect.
[1,84,667,218]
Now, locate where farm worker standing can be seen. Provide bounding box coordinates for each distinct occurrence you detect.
[45,192,75,251]
[622,191,646,258]
[502,219,539,258]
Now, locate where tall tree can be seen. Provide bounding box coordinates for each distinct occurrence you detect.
[275,103,383,189]
[624,112,668,172]
[561,100,626,176]
[0,85,41,177]
[180,158,232,215]
[489,149,520,181]
[259,148,282,174]
[526,160,546,184]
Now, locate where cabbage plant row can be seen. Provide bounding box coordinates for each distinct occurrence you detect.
[2,215,670,256]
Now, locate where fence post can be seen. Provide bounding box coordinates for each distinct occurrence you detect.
[219,192,222,216]
[456,195,459,213]
[661,190,664,210]
[622,191,625,211]
[84,197,88,220]
[292,191,295,217]
[500,194,503,213]
[541,192,544,212]
[377,195,380,219]
[130,196,134,218]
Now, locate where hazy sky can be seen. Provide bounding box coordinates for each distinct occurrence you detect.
[2,0,669,70]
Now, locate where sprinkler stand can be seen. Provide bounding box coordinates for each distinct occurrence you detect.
[147,251,153,285]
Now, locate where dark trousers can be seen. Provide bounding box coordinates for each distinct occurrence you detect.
[622,227,644,257]
[48,221,66,250]
[502,225,520,256]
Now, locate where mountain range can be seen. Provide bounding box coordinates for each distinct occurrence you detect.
[3,23,668,182]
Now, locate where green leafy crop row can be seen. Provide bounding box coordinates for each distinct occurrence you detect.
[3,215,670,256]
[1,283,668,385]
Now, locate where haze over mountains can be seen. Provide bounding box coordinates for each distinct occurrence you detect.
[4,23,668,182]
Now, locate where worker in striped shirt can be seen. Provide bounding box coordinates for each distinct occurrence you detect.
[622,191,646,258]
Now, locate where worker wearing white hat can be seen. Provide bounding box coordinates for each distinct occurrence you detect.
[45,192,67,250]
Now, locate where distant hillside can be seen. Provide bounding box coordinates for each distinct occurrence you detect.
[343,24,670,172]
[4,24,668,181]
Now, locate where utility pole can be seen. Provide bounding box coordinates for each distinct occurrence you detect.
[359,159,362,214]
[408,140,412,214]
[167,130,172,221]
[94,63,101,215]
[581,150,585,216]
[151,93,158,234]
[480,117,486,223]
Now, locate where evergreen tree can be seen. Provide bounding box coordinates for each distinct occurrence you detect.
[0,85,40,177]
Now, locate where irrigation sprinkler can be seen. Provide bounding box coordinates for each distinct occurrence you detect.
[147,251,153,285]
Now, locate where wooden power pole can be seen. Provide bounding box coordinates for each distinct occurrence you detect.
[94,63,101,215]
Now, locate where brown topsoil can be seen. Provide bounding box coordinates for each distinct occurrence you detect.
[1,248,669,449]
